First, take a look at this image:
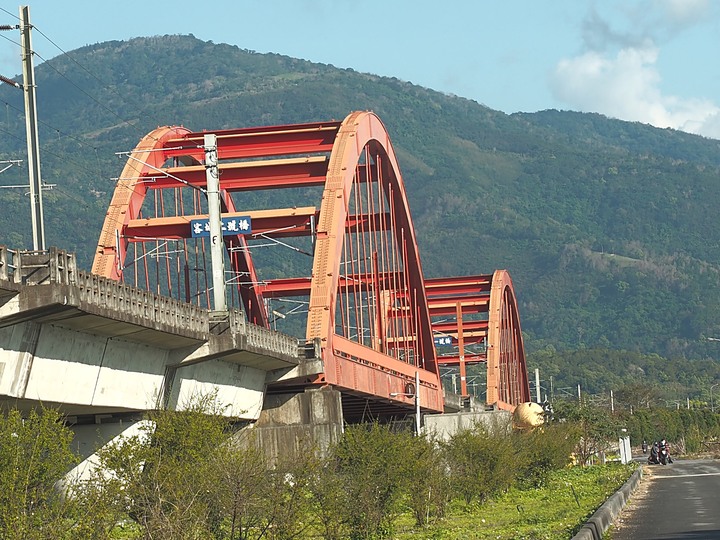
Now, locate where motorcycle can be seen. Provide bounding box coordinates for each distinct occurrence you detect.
[648,440,673,465]
[658,439,673,464]
[647,442,660,464]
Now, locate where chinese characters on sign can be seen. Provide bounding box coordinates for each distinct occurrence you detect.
[189,216,252,238]
[433,336,452,346]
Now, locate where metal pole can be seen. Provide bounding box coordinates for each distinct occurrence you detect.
[711,383,718,413]
[610,389,614,412]
[204,133,227,316]
[534,368,541,403]
[19,5,45,250]
[415,370,421,436]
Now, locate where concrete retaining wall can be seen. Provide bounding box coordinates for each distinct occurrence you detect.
[424,409,512,440]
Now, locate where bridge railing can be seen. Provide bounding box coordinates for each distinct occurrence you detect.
[1,245,301,356]
[0,245,76,285]
[74,272,208,336]
[229,310,301,358]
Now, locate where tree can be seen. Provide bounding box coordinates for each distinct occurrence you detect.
[615,382,661,410]
[92,395,230,539]
[553,399,623,465]
[0,407,77,539]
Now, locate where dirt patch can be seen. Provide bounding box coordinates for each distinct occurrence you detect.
[610,466,655,535]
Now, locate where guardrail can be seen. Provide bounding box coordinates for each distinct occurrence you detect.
[0,245,75,285]
[1,245,301,359]
[74,271,208,336]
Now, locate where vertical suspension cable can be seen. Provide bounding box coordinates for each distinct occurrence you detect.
[160,189,173,298]
[342,232,351,338]
[364,149,378,350]
[388,187,401,361]
[400,228,413,363]
[142,241,150,291]
[376,154,389,349]
[356,163,368,345]
[133,242,138,287]
[351,176,363,342]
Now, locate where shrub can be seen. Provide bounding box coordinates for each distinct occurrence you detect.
[514,423,580,489]
[442,421,517,505]
[328,423,415,539]
[0,407,78,539]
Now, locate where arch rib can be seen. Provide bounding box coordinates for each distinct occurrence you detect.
[92,126,192,279]
[486,270,530,410]
[307,111,442,411]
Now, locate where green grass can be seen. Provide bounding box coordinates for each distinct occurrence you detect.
[393,463,635,540]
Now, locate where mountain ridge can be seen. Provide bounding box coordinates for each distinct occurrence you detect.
[1,34,720,364]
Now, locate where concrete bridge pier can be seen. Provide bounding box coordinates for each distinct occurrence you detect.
[245,387,345,463]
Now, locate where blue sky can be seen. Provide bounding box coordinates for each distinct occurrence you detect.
[1,0,719,138]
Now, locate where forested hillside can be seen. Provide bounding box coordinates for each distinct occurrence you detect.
[2,34,720,369]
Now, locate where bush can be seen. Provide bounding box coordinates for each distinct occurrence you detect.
[327,423,415,539]
[0,407,79,539]
[514,423,580,489]
[442,421,517,505]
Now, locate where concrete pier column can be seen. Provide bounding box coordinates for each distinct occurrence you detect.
[246,387,344,463]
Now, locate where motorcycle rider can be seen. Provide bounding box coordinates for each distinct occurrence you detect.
[659,438,673,463]
[648,441,660,464]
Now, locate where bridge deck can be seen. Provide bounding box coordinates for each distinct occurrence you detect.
[0,246,302,419]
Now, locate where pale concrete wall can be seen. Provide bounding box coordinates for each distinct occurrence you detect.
[0,322,39,398]
[24,324,168,410]
[1,322,269,421]
[64,420,151,485]
[424,410,512,441]
[245,387,345,463]
[172,360,267,419]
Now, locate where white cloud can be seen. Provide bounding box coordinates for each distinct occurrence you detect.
[551,2,720,139]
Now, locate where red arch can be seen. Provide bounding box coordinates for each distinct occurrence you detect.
[307,111,441,410]
[425,270,530,411]
[486,270,530,410]
[93,126,192,279]
[91,112,444,414]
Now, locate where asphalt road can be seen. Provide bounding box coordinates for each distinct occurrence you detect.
[610,458,720,540]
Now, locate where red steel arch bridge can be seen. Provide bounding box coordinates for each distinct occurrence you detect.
[92,111,529,419]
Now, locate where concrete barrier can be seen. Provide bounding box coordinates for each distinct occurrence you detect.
[571,465,643,540]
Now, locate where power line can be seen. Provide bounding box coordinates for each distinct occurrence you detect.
[0,7,20,21]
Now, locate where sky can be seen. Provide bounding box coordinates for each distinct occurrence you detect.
[1,0,720,139]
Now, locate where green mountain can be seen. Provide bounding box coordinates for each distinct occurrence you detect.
[2,34,720,365]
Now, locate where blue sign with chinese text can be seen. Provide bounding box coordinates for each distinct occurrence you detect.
[190,216,252,238]
[433,336,452,346]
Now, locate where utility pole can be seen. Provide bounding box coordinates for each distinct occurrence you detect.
[204,133,227,317]
[415,370,421,435]
[19,5,45,250]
